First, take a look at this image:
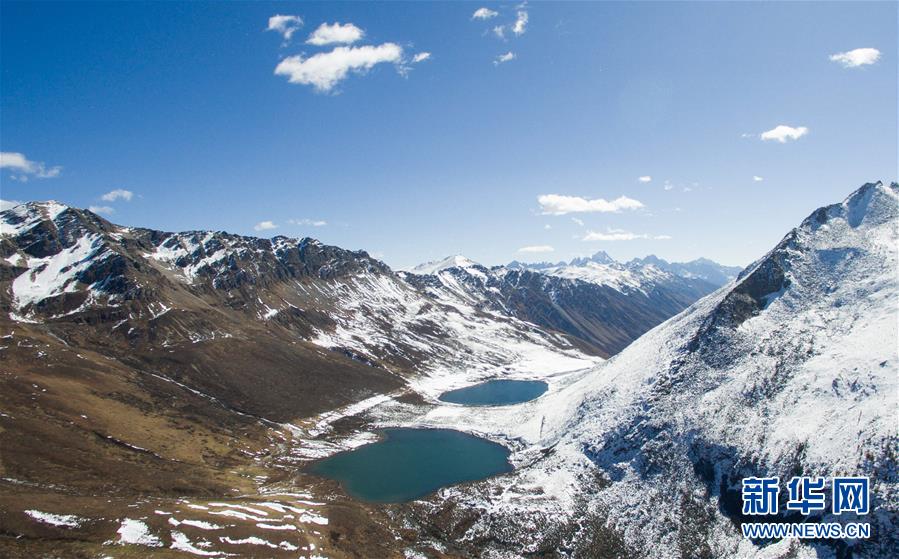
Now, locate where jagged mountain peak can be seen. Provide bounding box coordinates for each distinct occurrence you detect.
[569,250,616,267]
[804,180,897,231]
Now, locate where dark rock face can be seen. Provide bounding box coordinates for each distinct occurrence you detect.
[492,268,711,356]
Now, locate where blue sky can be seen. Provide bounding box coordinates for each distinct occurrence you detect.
[1,1,895,269]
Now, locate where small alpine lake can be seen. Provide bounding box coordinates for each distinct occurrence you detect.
[307,428,512,503]
[438,379,549,406]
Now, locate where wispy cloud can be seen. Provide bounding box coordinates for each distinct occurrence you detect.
[488,7,528,40]
[582,228,670,241]
[412,52,431,63]
[518,245,554,253]
[753,175,764,182]
[472,7,498,20]
[638,176,652,183]
[538,194,644,215]
[89,205,114,215]
[306,22,364,46]
[0,151,62,180]
[830,47,880,68]
[512,10,529,36]
[275,43,404,92]
[544,224,552,230]
[100,189,134,202]
[288,218,327,227]
[254,220,278,231]
[494,51,516,65]
[760,125,808,143]
[267,15,303,42]
[571,217,584,227]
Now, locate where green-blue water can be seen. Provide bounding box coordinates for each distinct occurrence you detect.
[308,428,512,503]
[438,379,548,406]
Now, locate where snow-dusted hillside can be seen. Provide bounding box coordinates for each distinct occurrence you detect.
[404,252,721,356]
[413,181,898,558]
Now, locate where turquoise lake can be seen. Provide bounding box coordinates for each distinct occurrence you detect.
[438,379,548,406]
[308,428,512,503]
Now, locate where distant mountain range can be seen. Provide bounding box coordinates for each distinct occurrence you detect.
[1,202,736,369]
[405,251,737,356]
[507,252,742,288]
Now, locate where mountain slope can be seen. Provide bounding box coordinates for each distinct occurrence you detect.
[404,253,723,357]
[414,181,898,558]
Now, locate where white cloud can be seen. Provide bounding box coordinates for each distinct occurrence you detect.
[254,220,278,231]
[494,51,516,65]
[267,15,303,41]
[412,52,431,63]
[0,151,62,178]
[493,25,506,39]
[512,10,529,36]
[663,181,674,191]
[0,152,29,170]
[544,224,552,230]
[288,218,327,227]
[100,189,134,202]
[306,22,364,46]
[89,205,114,215]
[638,175,652,183]
[538,194,644,215]
[830,47,881,68]
[0,199,23,211]
[518,245,554,253]
[753,175,764,182]
[760,125,808,143]
[582,228,670,241]
[275,43,404,92]
[472,7,498,20]
[571,217,584,226]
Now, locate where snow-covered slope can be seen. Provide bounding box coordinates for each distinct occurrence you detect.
[539,259,673,295]
[411,254,485,276]
[405,253,720,356]
[421,181,898,558]
[628,255,743,286]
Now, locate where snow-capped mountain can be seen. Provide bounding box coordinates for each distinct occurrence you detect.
[512,250,742,289]
[405,252,725,356]
[0,202,598,384]
[628,255,743,286]
[411,254,484,276]
[418,182,897,558]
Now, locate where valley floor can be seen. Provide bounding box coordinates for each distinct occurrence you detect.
[0,325,600,559]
